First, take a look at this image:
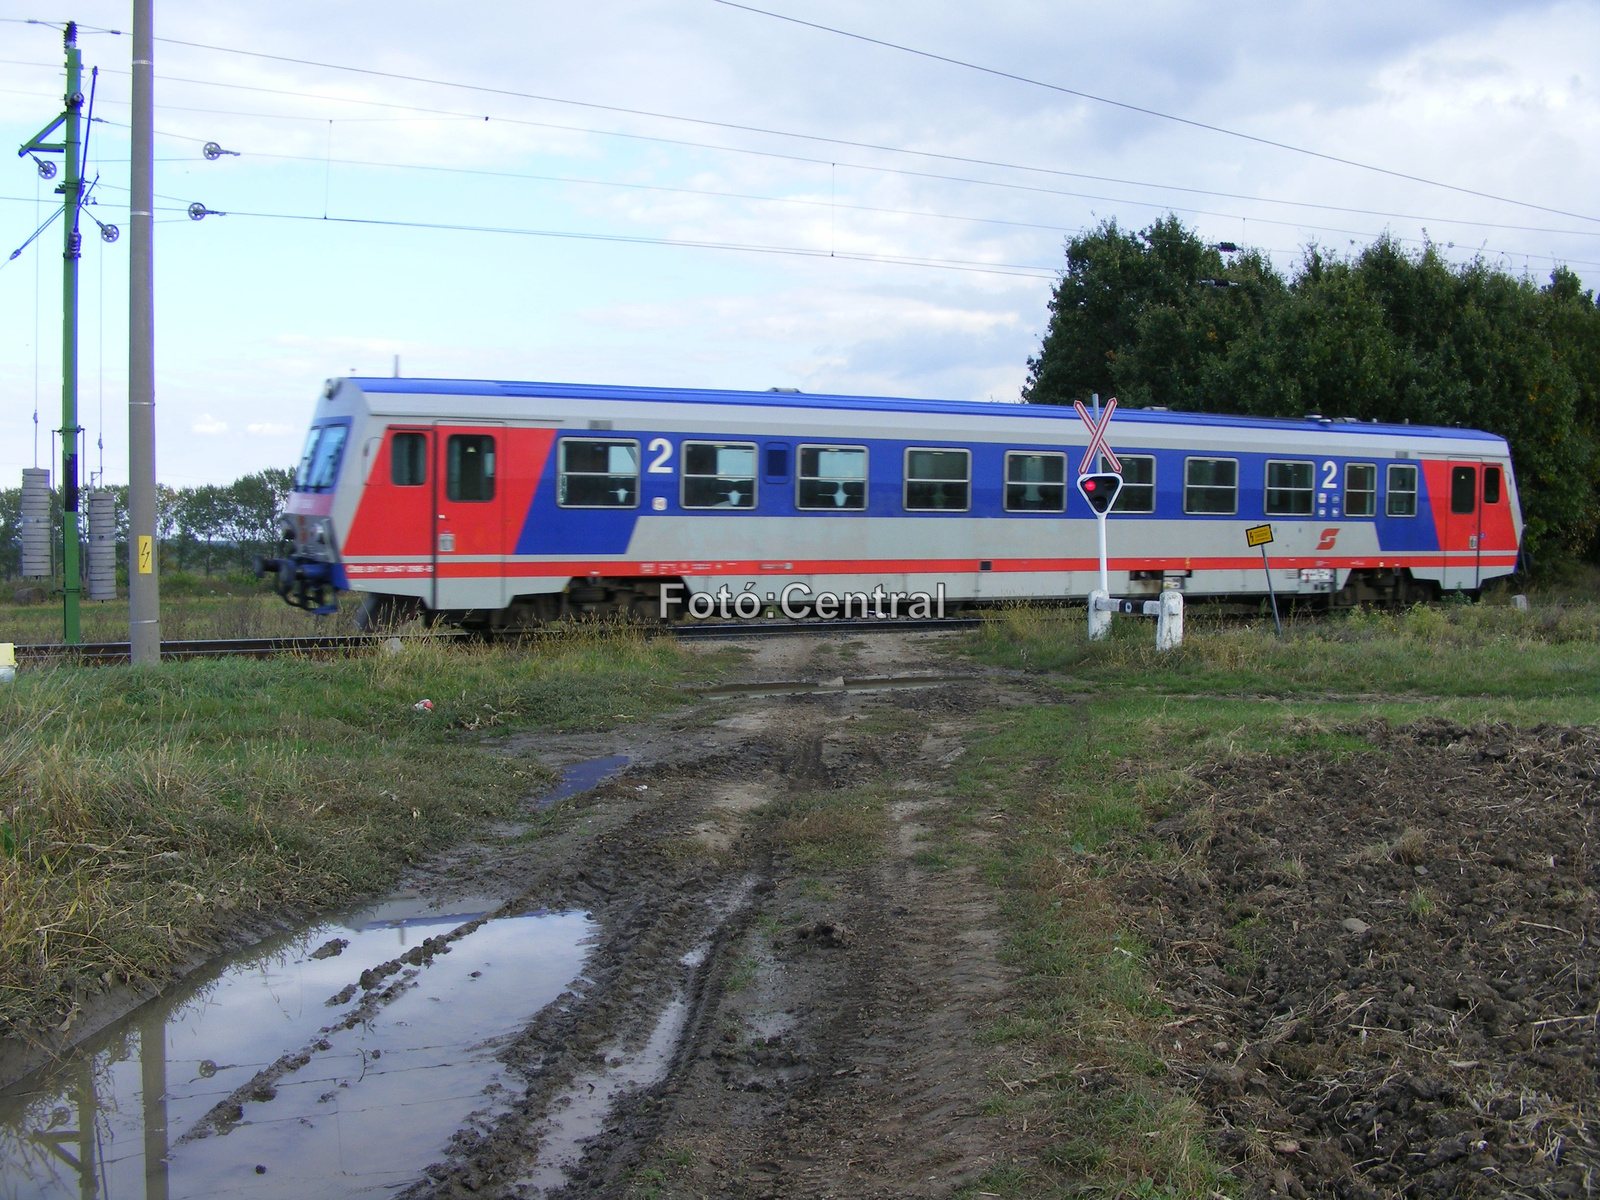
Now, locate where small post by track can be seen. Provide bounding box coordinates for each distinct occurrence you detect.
[1247,523,1284,637]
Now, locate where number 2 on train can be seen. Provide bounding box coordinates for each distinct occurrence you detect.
[647,438,674,473]
[1321,460,1337,489]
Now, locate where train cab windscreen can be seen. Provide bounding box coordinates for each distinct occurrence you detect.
[293,425,349,492]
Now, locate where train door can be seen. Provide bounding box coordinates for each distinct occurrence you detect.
[385,427,437,610]
[1444,460,1481,591]
[433,423,505,612]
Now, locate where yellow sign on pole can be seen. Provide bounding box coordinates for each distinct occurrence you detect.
[137,535,154,575]
[1246,524,1274,548]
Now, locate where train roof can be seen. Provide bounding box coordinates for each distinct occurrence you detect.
[343,377,1505,444]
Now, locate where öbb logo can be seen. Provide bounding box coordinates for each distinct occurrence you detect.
[1316,528,1339,551]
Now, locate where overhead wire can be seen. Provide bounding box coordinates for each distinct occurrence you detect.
[191,148,1600,256]
[78,115,1600,273]
[129,202,1064,278]
[707,0,1600,225]
[6,30,1594,280]
[139,33,1600,227]
[91,186,1600,276]
[10,58,1597,238]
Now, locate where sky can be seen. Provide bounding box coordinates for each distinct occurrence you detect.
[1,0,1597,487]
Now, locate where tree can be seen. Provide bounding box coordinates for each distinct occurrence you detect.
[228,469,292,555]
[1024,218,1600,569]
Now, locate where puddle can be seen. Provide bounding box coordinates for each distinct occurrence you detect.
[535,755,631,810]
[0,898,594,1199]
[692,674,972,699]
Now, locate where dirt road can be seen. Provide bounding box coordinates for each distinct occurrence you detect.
[376,630,1041,1198]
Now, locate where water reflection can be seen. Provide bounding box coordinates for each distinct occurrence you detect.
[0,900,593,1199]
[535,756,630,810]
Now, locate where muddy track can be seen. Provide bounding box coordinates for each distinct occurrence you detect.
[363,633,1046,1199]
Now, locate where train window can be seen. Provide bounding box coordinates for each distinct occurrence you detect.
[1386,463,1418,516]
[558,438,639,507]
[1264,460,1314,516]
[1004,452,1066,512]
[1344,463,1377,517]
[682,442,757,509]
[797,445,867,510]
[1184,457,1237,515]
[764,444,790,484]
[294,426,323,490]
[301,425,348,492]
[1484,466,1502,505]
[904,449,970,511]
[1450,465,1477,514]
[446,434,496,502]
[1107,454,1156,513]
[391,432,427,487]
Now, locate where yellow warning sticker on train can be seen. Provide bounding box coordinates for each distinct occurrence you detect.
[1246,524,1274,548]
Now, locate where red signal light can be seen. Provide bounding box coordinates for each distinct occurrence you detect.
[1077,472,1123,514]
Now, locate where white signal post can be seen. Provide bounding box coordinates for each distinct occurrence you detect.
[1072,397,1183,650]
[1074,397,1122,638]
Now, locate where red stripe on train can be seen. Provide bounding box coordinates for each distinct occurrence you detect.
[344,553,1518,579]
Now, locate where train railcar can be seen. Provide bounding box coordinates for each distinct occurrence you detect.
[260,377,1522,626]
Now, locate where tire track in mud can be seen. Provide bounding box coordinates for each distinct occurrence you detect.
[400,634,1044,1199]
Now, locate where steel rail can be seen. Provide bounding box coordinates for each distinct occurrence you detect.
[11,633,442,663]
[10,617,987,664]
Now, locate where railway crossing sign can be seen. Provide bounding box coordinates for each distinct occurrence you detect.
[1071,396,1123,603]
[1073,397,1122,476]
[1246,524,1274,548]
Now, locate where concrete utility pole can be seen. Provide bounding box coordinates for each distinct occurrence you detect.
[128,0,161,664]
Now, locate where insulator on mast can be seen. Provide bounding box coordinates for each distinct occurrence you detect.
[20,468,52,579]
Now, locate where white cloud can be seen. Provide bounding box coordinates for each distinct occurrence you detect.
[1,0,1593,486]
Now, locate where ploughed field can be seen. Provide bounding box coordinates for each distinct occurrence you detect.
[1129,720,1598,1199]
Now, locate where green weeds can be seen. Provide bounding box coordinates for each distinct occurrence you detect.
[0,629,718,1040]
[761,787,889,871]
[969,601,1600,705]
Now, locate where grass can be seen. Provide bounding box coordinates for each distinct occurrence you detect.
[969,599,1600,706]
[948,599,1600,1198]
[0,628,720,1042]
[0,582,373,644]
[1407,886,1439,921]
[724,955,759,991]
[760,786,889,872]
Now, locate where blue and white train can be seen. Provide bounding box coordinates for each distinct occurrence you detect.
[263,377,1522,625]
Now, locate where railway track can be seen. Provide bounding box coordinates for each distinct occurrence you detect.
[10,616,989,665]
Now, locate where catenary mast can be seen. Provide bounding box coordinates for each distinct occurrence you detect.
[128,0,161,664]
